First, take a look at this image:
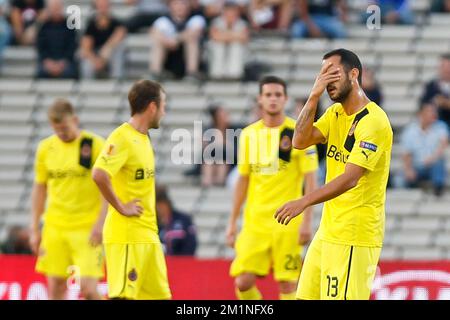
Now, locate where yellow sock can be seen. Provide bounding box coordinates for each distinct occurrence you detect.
[279,292,296,300]
[235,286,262,300]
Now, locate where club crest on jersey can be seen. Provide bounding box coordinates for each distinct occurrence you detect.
[280,135,292,152]
[360,141,377,152]
[348,120,359,136]
[81,144,92,158]
[106,144,115,156]
[128,268,137,281]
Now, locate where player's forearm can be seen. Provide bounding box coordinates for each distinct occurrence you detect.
[303,171,317,221]
[293,95,319,149]
[229,175,249,225]
[30,183,47,231]
[92,169,125,214]
[95,196,109,226]
[303,172,360,208]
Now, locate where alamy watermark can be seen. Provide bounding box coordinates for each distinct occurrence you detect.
[66,5,82,30]
[366,5,382,30]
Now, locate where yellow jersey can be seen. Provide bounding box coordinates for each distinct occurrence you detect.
[314,102,393,247]
[93,122,160,244]
[34,130,105,229]
[238,117,318,233]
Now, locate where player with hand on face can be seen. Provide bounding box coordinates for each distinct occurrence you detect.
[275,49,393,300]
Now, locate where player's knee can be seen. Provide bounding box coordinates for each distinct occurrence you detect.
[235,274,255,292]
[80,283,99,300]
[48,279,67,299]
[278,281,297,294]
[80,287,98,300]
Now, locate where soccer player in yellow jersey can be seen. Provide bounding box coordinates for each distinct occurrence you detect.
[29,99,107,300]
[275,49,393,300]
[92,80,171,300]
[226,76,319,300]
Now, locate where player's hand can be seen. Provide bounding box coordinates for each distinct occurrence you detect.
[29,229,41,256]
[225,222,237,248]
[274,199,307,225]
[120,199,143,217]
[298,221,312,245]
[310,62,341,98]
[89,223,103,246]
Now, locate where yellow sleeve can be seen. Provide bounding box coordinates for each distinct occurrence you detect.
[93,132,128,177]
[347,119,387,171]
[237,129,250,176]
[299,145,319,174]
[313,107,332,143]
[34,141,48,184]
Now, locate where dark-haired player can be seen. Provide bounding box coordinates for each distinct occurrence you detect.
[275,49,393,300]
[227,75,318,300]
[92,80,171,300]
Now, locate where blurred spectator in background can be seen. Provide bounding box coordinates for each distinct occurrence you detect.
[431,0,450,13]
[208,0,249,80]
[80,0,126,79]
[0,0,11,62]
[365,0,414,24]
[202,104,241,187]
[124,0,168,33]
[36,0,77,79]
[248,0,293,33]
[156,185,197,256]
[10,0,45,45]
[362,66,384,106]
[291,0,347,39]
[421,54,450,132]
[149,0,206,81]
[0,225,32,254]
[400,103,448,197]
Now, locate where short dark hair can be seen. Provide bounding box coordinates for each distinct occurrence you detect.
[259,75,287,95]
[323,48,363,85]
[128,80,164,116]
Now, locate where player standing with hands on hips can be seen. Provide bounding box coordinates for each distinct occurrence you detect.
[92,80,171,300]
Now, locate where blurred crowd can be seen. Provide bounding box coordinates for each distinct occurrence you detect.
[1,0,450,80]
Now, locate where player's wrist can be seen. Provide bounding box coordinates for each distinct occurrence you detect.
[309,91,322,101]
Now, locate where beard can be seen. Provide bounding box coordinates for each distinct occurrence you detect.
[328,80,352,103]
[150,120,160,129]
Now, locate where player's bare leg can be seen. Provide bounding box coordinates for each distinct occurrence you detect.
[235,273,262,300]
[47,276,67,300]
[278,280,297,300]
[80,277,102,300]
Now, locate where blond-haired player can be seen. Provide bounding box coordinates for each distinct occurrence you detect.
[30,99,107,299]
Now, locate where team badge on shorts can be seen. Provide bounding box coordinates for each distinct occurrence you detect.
[128,268,138,281]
